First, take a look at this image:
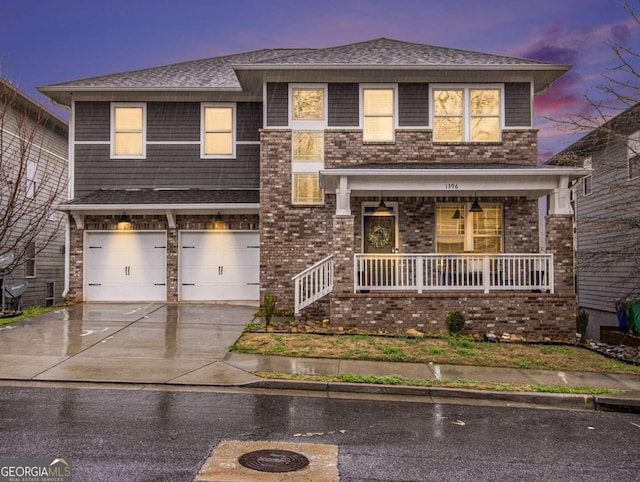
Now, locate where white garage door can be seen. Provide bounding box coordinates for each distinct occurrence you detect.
[179,231,259,301]
[85,231,167,301]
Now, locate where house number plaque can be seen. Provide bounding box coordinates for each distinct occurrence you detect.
[445,183,459,189]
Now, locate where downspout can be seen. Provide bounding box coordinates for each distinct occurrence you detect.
[51,97,72,298]
[63,213,71,298]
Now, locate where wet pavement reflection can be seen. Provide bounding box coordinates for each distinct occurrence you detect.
[0,302,258,383]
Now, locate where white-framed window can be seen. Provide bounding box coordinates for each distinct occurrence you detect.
[25,241,36,278]
[292,173,324,205]
[583,157,593,196]
[291,86,325,123]
[201,104,236,158]
[362,87,396,142]
[629,131,640,180]
[111,103,146,158]
[290,84,327,206]
[436,203,503,253]
[292,131,323,161]
[432,86,502,142]
[26,160,37,198]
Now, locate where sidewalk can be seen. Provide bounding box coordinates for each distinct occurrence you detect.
[1,302,639,412]
[220,352,640,412]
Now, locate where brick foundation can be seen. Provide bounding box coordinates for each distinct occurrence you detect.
[330,292,577,340]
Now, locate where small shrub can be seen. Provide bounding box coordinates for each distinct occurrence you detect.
[263,293,277,326]
[577,309,589,343]
[446,310,466,336]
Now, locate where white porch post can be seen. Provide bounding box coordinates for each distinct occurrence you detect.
[549,175,572,215]
[336,175,351,215]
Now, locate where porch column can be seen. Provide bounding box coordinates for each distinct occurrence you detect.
[332,214,355,294]
[545,214,575,296]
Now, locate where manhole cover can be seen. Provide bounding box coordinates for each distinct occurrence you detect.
[238,449,310,473]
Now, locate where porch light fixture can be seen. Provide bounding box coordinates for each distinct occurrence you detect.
[469,196,483,213]
[116,213,132,230]
[452,209,463,219]
[374,193,392,216]
[213,212,228,230]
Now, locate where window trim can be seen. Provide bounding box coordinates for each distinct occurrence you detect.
[26,160,37,198]
[430,84,504,143]
[360,84,397,143]
[110,103,146,159]
[289,83,327,130]
[628,130,640,181]
[583,157,593,196]
[201,103,236,159]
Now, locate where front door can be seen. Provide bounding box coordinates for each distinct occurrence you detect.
[363,206,396,254]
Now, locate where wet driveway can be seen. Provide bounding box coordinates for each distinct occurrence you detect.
[0,303,260,385]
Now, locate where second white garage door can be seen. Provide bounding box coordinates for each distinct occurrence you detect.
[179,231,259,301]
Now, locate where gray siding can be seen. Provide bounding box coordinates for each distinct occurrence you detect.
[505,83,531,127]
[575,138,640,313]
[237,102,262,141]
[74,144,259,196]
[266,83,288,127]
[75,102,110,141]
[398,83,429,127]
[147,102,199,141]
[328,83,359,127]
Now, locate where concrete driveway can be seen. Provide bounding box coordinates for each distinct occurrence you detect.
[0,302,260,385]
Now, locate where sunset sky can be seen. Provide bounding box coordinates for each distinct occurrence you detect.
[1,0,637,161]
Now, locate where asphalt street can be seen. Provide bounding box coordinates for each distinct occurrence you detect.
[0,384,638,481]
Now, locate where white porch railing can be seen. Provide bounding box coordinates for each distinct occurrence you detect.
[354,253,554,294]
[293,255,334,315]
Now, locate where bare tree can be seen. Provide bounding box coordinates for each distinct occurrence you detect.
[0,78,67,312]
[549,1,640,304]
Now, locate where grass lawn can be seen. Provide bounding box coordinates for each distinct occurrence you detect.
[0,305,64,326]
[231,332,640,375]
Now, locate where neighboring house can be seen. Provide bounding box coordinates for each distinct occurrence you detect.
[39,38,587,339]
[546,103,640,339]
[0,78,68,308]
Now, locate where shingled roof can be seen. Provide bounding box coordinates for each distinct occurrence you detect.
[39,38,570,105]
[249,38,557,67]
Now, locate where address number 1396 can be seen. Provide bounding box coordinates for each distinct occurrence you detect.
[445,183,459,190]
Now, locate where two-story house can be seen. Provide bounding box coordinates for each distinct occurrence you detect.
[39,38,587,339]
[1,78,68,309]
[547,102,640,339]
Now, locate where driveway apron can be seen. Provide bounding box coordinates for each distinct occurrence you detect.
[0,303,260,385]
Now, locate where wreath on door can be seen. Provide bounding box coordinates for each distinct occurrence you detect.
[368,225,391,248]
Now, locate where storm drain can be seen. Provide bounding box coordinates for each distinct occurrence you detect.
[239,449,310,473]
[194,440,339,481]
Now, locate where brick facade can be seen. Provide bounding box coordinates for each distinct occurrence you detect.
[260,127,578,339]
[67,213,259,302]
[325,129,538,167]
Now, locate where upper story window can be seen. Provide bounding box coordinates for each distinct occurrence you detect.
[26,160,37,198]
[293,131,323,161]
[202,104,235,158]
[583,157,593,196]
[292,173,323,205]
[629,131,640,180]
[111,103,146,158]
[362,88,395,142]
[433,87,501,142]
[292,88,324,120]
[436,203,503,253]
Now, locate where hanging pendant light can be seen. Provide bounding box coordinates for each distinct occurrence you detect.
[452,209,463,219]
[374,192,391,216]
[469,195,483,213]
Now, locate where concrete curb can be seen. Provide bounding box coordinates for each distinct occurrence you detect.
[243,379,598,411]
[594,394,640,413]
